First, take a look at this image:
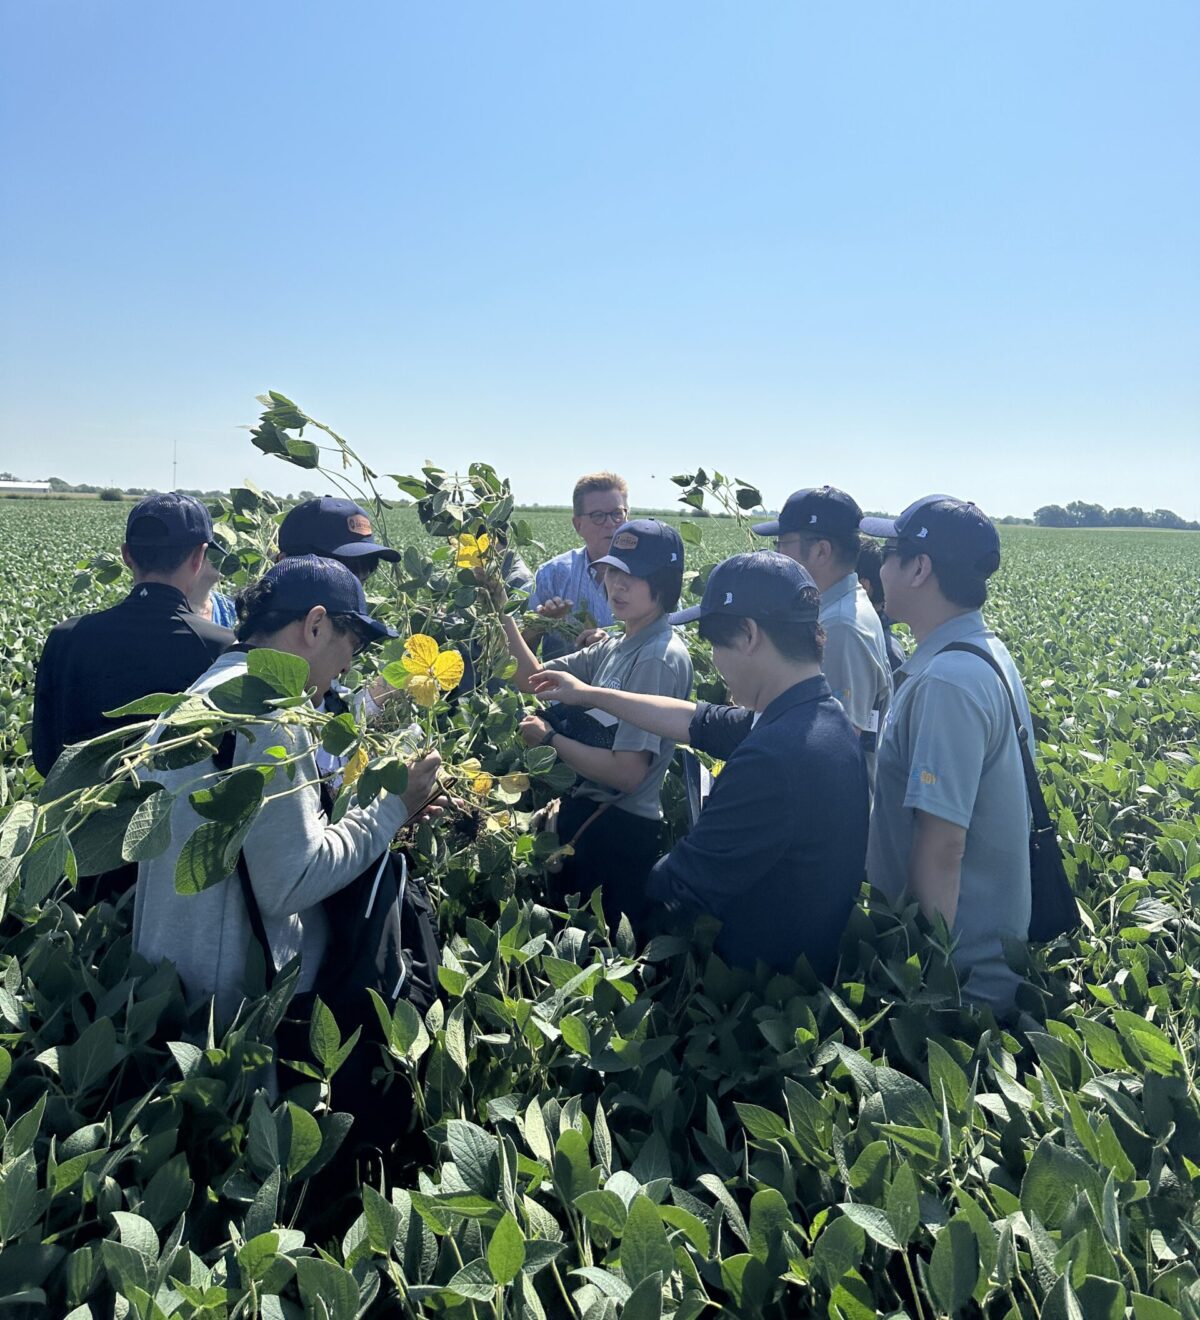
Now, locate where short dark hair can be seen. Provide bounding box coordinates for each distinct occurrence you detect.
[234,576,369,645]
[799,527,861,570]
[899,544,989,609]
[856,541,884,605]
[643,562,684,613]
[125,541,196,575]
[698,609,825,666]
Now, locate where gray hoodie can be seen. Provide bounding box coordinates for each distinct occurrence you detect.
[132,651,410,1027]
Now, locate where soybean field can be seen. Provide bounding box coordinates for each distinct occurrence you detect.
[2,483,1200,1319]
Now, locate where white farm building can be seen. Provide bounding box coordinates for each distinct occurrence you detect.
[0,480,51,493]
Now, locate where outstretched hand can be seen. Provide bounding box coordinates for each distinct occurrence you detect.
[528,669,593,707]
[535,596,574,621]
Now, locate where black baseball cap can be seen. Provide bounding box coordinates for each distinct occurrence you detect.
[860,495,1001,576]
[593,519,684,578]
[125,493,214,547]
[249,555,397,643]
[752,486,863,539]
[671,552,821,626]
[278,497,401,563]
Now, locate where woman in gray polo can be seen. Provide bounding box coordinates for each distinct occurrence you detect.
[488,519,693,934]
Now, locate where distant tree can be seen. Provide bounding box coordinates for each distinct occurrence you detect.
[98,488,124,502]
[1065,500,1106,527]
[1107,506,1147,527]
[1033,504,1072,527]
[0,471,18,482]
[1149,508,1187,530]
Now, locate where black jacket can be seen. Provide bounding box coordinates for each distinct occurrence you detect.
[32,582,232,776]
[648,676,869,980]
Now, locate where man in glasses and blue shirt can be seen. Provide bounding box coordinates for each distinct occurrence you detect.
[753,487,892,783]
[524,472,629,658]
[861,495,1033,1015]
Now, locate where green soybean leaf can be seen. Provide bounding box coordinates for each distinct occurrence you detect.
[247,647,311,697]
[837,1203,903,1251]
[447,1119,499,1199]
[487,1211,525,1285]
[813,1215,865,1287]
[928,1215,979,1315]
[285,1103,322,1178]
[1021,1138,1104,1231]
[575,1189,627,1235]
[447,1256,495,1301]
[622,1271,664,1320]
[621,1194,674,1289]
[885,1163,920,1246]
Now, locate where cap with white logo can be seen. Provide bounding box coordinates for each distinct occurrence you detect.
[671,552,821,626]
[751,486,863,539]
[860,495,1001,576]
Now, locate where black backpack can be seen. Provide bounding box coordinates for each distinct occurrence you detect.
[213,734,441,1034]
[938,643,1081,941]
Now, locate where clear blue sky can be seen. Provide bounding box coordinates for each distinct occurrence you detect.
[2,2,1197,518]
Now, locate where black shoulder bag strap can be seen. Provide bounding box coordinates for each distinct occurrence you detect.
[213,731,278,987]
[938,641,1080,940]
[938,643,1043,821]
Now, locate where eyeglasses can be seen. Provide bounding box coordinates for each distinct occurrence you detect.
[584,509,628,527]
[334,619,375,656]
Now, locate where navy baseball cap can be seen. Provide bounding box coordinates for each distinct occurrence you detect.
[278,497,401,563]
[860,495,1001,575]
[125,493,214,547]
[251,555,396,643]
[593,519,684,578]
[671,552,821,626]
[752,486,863,539]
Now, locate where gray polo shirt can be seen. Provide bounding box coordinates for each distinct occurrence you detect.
[868,609,1032,1013]
[820,572,893,775]
[544,616,693,820]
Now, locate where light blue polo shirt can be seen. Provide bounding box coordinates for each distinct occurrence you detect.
[544,615,693,820]
[819,571,893,781]
[527,546,614,658]
[868,609,1032,1013]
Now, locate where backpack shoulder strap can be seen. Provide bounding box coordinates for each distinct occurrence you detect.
[211,733,277,986]
[937,641,1053,832]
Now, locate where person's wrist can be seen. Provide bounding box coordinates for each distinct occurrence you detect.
[541,726,558,747]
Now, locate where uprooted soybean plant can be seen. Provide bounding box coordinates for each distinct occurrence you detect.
[1,392,1199,1319]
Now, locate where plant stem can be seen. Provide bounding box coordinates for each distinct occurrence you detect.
[901,1251,929,1320]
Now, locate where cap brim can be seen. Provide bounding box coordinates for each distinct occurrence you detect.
[668,605,703,625]
[332,541,401,562]
[592,553,631,573]
[355,614,398,642]
[859,516,899,538]
[750,520,780,537]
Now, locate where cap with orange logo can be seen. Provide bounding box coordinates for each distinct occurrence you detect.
[278,497,401,563]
